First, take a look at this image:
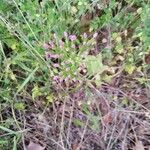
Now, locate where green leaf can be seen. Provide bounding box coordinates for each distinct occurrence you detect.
[14,102,25,110]
[125,64,136,75]
[115,44,124,54]
[16,66,38,95]
[73,119,85,127]
[90,115,100,131]
[46,94,54,103]
[32,85,42,100]
[0,126,17,135]
[86,54,104,76]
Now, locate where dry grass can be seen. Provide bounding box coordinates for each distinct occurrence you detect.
[16,78,150,150]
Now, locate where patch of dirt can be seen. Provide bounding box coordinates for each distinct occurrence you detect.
[20,80,150,150]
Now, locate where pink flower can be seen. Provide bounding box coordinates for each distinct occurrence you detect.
[43,43,51,50]
[46,52,60,59]
[53,63,60,68]
[53,76,60,81]
[59,40,65,48]
[51,54,60,59]
[49,41,55,49]
[93,32,98,38]
[83,33,87,38]
[69,35,77,41]
[64,32,68,37]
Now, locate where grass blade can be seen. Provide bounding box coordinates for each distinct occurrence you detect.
[16,66,38,95]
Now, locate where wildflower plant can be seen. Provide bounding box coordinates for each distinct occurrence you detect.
[43,32,102,84]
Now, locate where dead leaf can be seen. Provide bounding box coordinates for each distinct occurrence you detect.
[134,141,144,150]
[72,143,79,150]
[145,53,150,64]
[27,141,45,150]
[102,113,113,125]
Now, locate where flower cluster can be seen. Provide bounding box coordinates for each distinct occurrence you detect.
[43,32,98,84]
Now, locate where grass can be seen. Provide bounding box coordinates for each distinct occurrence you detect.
[0,0,150,149]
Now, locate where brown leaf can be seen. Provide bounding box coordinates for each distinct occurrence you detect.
[145,53,150,64]
[102,113,113,125]
[27,141,45,150]
[134,141,144,150]
[72,143,79,150]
